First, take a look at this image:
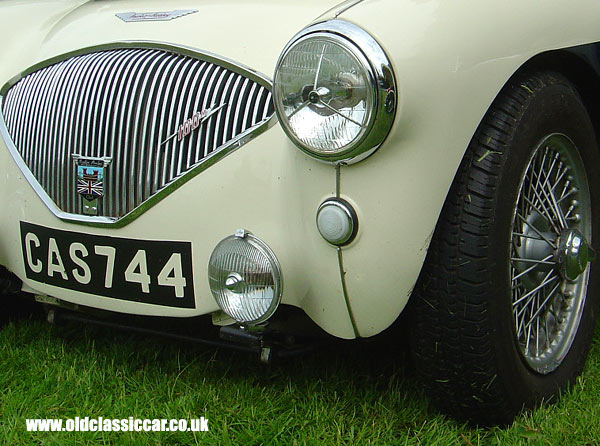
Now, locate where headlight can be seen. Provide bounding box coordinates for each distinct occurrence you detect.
[208,229,283,325]
[274,20,396,163]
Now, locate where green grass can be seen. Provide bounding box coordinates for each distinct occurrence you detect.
[1,309,600,445]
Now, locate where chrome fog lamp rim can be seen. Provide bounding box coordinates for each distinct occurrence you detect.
[274,19,397,164]
[208,229,283,325]
[316,198,359,246]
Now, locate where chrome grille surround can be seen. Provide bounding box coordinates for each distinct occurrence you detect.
[0,42,276,227]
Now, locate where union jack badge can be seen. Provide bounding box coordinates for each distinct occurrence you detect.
[72,155,112,215]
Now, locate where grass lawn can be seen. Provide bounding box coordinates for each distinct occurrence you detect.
[1,302,599,445]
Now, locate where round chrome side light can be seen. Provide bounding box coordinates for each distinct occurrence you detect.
[316,198,358,246]
[208,229,283,325]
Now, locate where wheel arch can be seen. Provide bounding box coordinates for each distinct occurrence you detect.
[506,46,600,146]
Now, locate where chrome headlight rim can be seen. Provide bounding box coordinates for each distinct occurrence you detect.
[208,229,283,326]
[274,20,397,164]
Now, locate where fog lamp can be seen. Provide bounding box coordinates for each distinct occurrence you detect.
[316,198,358,246]
[208,229,282,325]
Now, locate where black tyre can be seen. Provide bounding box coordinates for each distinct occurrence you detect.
[410,71,600,425]
[0,267,26,326]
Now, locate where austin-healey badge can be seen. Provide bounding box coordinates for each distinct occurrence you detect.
[72,155,112,216]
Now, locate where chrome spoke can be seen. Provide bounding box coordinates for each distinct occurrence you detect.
[510,257,556,265]
[550,163,568,194]
[515,275,557,337]
[516,212,557,249]
[530,168,565,231]
[557,187,576,204]
[521,195,561,234]
[511,254,554,281]
[545,312,551,350]
[536,293,541,356]
[524,282,561,330]
[512,232,545,241]
[565,204,575,219]
[513,271,558,308]
[545,178,568,230]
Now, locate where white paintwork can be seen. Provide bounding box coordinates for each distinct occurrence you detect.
[337,0,600,336]
[1,0,599,338]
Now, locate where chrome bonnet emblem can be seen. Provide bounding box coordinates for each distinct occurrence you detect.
[116,10,198,22]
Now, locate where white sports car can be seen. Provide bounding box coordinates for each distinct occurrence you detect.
[1,0,599,425]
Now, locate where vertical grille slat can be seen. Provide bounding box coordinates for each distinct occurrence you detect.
[199,66,225,160]
[29,67,57,183]
[1,47,274,220]
[46,60,73,202]
[61,54,99,212]
[190,64,219,165]
[111,50,148,216]
[136,54,173,201]
[178,62,209,177]
[166,58,200,184]
[16,70,45,160]
[131,51,171,208]
[154,56,189,195]
[231,78,251,144]
[211,71,237,154]
[123,51,163,212]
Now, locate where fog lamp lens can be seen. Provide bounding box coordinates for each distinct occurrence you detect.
[208,230,282,325]
[316,198,358,246]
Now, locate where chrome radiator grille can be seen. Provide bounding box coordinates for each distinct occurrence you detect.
[1,46,274,219]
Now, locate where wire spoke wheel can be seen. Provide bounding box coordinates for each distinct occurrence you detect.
[411,71,600,425]
[511,134,593,374]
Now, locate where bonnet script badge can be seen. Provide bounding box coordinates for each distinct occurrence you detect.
[116,10,198,22]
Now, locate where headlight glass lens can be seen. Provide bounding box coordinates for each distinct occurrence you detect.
[274,34,375,157]
[208,232,282,324]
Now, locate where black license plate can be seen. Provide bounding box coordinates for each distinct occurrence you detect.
[20,221,195,308]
